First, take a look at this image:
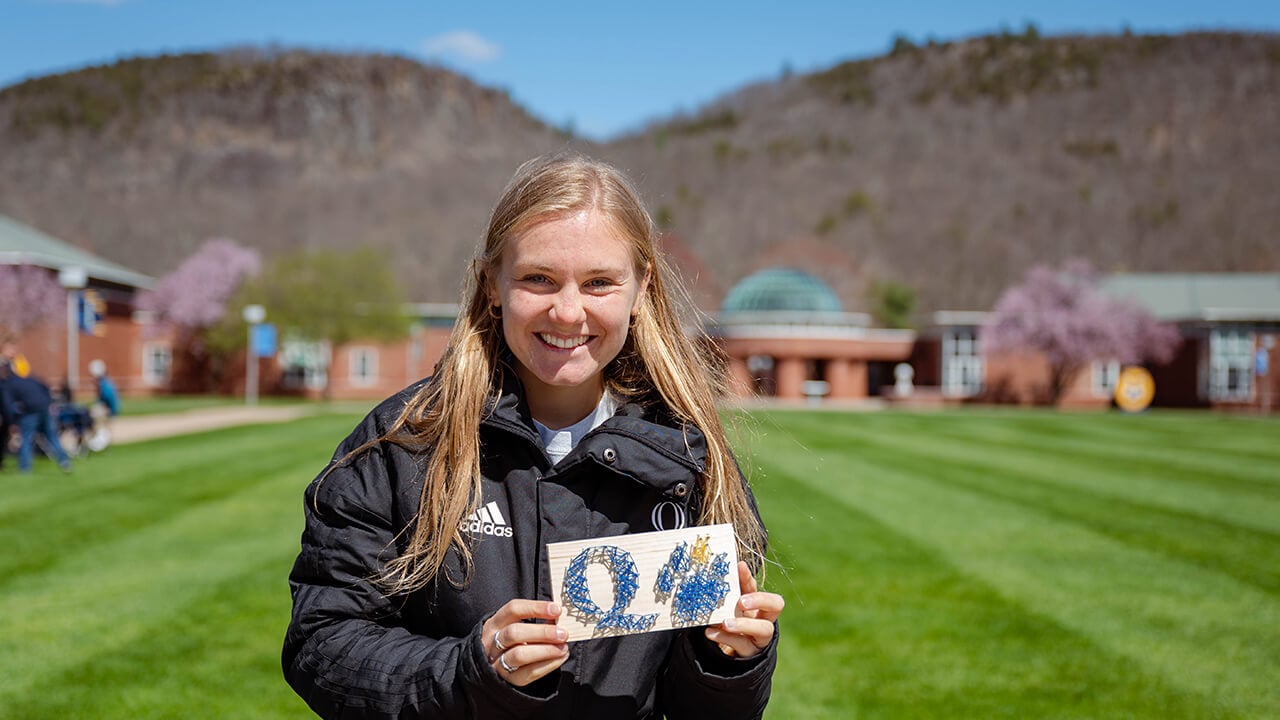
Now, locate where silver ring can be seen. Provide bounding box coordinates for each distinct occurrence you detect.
[493,629,508,652]
[498,652,519,674]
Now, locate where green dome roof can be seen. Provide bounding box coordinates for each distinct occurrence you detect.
[721,268,843,315]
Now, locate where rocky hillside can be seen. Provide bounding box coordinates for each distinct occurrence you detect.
[0,49,576,300]
[2,31,1278,317]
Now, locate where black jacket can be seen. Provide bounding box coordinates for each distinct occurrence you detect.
[282,376,776,719]
[0,374,53,423]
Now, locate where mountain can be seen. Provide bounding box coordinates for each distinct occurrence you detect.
[0,49,575,301]
[2,31,1278,318]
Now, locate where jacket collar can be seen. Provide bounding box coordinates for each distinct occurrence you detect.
[480,364,707,496]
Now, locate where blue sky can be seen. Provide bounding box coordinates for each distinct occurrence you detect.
[2,1,1277,140]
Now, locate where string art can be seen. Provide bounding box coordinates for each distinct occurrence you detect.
[562,546,659,635]
[549,524,740,640]
[654,535,732,626]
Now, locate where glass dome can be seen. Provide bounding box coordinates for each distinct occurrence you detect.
[720,267,843,315]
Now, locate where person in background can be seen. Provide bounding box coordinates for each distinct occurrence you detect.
[283,152,784,719]
[0,362,72,473]
[84,359,118,453]
[0,358,11,470]
[1,341,31,378]
[89,359,120,416]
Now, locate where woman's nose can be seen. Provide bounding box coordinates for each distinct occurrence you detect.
[549,286,587,324]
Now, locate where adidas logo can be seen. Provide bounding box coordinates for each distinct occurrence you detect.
[460,501,514,538]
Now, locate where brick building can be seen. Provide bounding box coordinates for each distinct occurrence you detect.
[1,215,160,397]
[7,213,1275,413]
[708,268,915,401]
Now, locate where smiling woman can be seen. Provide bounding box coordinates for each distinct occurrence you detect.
[492,209,649,427]
[282,152,783,719]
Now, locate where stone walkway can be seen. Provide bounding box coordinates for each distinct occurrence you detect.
[110,405,315,445]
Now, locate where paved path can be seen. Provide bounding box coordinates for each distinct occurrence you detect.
[110,405,316,445]
[106,396,890,447]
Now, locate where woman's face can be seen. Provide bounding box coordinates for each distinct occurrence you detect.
[491,209,648,420]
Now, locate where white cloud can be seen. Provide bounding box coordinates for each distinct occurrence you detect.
[422,30,501,63]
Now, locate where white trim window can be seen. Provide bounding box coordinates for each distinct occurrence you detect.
[279,338,329,391]
[348,346,379,388]
[1207,329,1255,401]
[942,328,983,397]
[1091,360,1120,398]
[142,342,172,387]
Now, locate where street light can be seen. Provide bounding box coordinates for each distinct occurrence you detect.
[243,304,266,406]
[58,266,88,396]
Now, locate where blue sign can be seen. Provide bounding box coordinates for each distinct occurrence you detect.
[77,290,105,336]
[1257,349,1269,378]
[251,323,277,358]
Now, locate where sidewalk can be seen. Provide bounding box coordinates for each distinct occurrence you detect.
[110,405,315,445]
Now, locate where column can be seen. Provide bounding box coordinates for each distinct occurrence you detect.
[775,357,806,400]
[848,361,868,399]
[825,357,851,398]
[727,356,754,398]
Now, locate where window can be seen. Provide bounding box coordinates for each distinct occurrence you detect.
[348,346,378,387]
[942,329,983,397]
[279,338,329,391]
[142,342,171,387]
[1207,329,1254,401]
[1091,360,1120,398]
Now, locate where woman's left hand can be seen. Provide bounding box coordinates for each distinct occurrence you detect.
[704,561,785,659]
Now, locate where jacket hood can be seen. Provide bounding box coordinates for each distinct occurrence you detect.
[480,365,707,500]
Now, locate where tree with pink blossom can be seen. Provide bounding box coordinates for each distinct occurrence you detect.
[138,238,261,331]
[0,264,65,343]
[981,260,1181,405]
[137,238,261,391]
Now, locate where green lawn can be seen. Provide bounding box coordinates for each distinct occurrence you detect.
[746,408,1280,719]
[0,408,1275,718]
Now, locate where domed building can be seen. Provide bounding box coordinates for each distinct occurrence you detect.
[710,268,916,401]
[720,267,845,315]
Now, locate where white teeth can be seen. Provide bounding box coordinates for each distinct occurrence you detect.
[539,334,589,349]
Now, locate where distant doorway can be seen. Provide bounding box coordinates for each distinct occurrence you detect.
[746,355,776,396]
[867,361,896,397]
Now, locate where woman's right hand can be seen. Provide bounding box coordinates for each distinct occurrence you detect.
[481,600,569,686]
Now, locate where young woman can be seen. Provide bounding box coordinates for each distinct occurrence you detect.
[283,153,784,719]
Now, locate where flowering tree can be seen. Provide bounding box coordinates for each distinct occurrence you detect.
[137,238,261,391]
[0,264,64,343]
[138,238,261,330]
[215,246,409,397]
[981,260,1181,405]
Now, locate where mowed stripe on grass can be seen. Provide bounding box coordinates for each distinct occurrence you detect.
[0,413,363,718]
[748,409,1280,719]
[2,407,1276,718]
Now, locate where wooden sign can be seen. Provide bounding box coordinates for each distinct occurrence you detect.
[547,523,740,642]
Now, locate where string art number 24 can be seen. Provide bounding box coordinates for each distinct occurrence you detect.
[547,524,741,641]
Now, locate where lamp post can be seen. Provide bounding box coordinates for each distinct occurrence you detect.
[243,304,266,406]
[57,266,88,396]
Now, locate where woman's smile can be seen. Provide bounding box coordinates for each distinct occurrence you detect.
[537,333,592,350]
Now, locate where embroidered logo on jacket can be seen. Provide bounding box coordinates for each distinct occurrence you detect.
[460,501,514,538]
[650,501,687,531]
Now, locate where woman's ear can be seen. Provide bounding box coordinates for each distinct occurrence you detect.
[632,265,652,317]
[481,266,500,309]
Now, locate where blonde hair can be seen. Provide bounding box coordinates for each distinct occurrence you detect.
[372,152,765,593]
